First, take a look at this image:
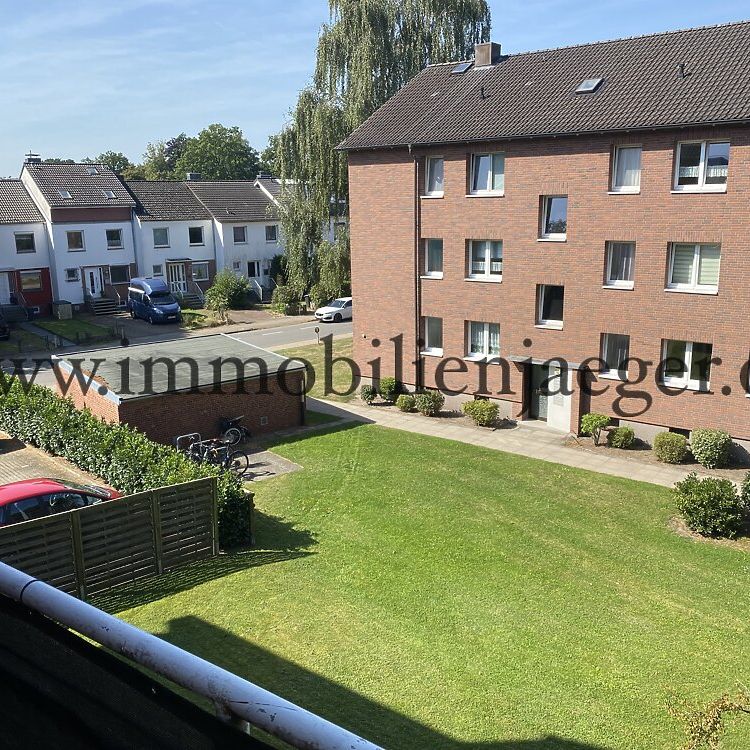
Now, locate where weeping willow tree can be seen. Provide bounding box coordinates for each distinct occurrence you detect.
[276,0,491,302]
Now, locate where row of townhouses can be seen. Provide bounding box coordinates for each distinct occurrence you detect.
[341,21,750,446]
[0,158,287,315]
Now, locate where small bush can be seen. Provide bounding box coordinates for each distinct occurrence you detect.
[653,432,689,464]
[607,425,635,449]
[271,284,300,314]
[395,394,415,412]
[462,399,499,427]
[690,429,733,469]
[378,377,399,403]
[674,473,746,538]
[580,413,611,445]
[360,384,377,405]
[205,268,250,311]
[414,390,445,417]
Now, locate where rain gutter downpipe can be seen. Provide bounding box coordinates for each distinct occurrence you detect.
[410,143,423,391]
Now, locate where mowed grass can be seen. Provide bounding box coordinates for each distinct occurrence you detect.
[281,337,356,402]
[33,317,113,340]
[0,328,47,355]
[115,425,750,750]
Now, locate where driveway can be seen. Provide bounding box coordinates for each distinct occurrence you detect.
[0,435,101,486]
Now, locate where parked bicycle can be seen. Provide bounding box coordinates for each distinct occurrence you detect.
[176,433,250,478]
[220,416,253,446]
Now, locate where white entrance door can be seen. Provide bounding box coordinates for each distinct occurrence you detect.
[167,263,187,293]
[0,273,11,304]
[83,267,103,298]
[546,366,573,432]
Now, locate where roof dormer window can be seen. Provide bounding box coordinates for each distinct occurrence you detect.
[575,78,604,94]
[86,166,99,175]
[58,189,72,199]
[101,189,116,199]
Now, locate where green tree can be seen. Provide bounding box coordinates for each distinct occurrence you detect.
[175,124,259,180]
[142,133,190,180]
[85,151,134,174]
[258,134,280,176]
[42,157,76,164]
[276,0,491,298]
[669,687,750,749]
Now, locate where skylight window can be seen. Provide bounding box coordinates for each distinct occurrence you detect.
[58,189,72,199]
[86,166,99,175]
[101,189,116,199]
[576,78,604,94]
[451,61,474,75]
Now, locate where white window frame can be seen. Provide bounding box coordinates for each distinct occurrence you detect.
[667,243,720,294]
[466,321,500,360]
[536,284,564,329]
[422,316,443,356]
[188,226,204,246]
[604,241,635,289]
[152,264,164,277]
[423,238,443,278]
[232,260,242,272]
[66,230,85,252]
[233,226,247,244]
[424,156,444,197]
[106,228,123,250]
[192,262,209,282]
[467,240,502,281]
[661,340,713,391]
[265,225,278,243]
[610,146,642,193]
[539,196,567,241]
[64,268,80,282]
[673,140,730,193]
[152,227,170,248]
[600,333,630,380]
[469,152,505,195]
[14,232,35,254]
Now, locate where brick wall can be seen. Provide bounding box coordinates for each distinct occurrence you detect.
[348,125,750,439]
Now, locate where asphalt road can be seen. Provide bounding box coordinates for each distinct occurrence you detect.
[228,319,352,350]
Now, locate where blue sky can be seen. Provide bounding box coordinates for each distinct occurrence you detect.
[0,0,747,176]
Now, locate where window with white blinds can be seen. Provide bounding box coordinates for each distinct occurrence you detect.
[668,244,720,292]
[605,242,635,288]
[467,322,500,359]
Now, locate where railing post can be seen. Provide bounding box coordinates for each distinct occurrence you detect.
[151,489,164,574]
[70,513,87,601]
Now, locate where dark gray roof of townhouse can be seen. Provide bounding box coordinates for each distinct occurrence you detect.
[125,180,212,222]
[23,163,136,208]
[0,180,45,224]
[255,176,282,199]
[339,21,750,150]
[186,181,278,223]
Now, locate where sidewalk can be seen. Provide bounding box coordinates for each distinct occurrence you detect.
[308,398,700,489]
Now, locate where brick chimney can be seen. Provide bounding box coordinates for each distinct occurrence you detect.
[474,42,502,67]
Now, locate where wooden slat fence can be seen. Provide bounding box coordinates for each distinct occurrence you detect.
[0,478,218,599]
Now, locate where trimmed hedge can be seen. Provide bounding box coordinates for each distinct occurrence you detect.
[653,432,689,464]
[462,400,499,427]
[414,390,444,417]
[395,394,415,412]
[674,473,746,538]
[360,384,377,405]
[580,413,611,445]
[378,377,399,403]
[0,378,251,548]
[690,429,733,469]
[607,426,635,449]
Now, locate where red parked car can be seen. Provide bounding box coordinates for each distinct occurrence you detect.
[0,478,121,527]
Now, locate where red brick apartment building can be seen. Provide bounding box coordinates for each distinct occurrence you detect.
[339,21,750,447]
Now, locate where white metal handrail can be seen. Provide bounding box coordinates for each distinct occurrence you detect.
[0,562,382,750]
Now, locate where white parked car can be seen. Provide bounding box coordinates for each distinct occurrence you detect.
[315,297,353,323]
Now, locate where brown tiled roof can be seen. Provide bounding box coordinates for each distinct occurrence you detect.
[0,180,45,224]
[186,181,278,223]
[23,163,136,208]
[125,180,212,222]
[339,21,750,150]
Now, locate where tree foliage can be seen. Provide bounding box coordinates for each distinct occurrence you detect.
[86,150,134,174]
[668,687,750,749]
[142,133,190,180]
[175,124,259,181]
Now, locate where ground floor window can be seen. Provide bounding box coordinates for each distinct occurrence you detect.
[192,262,209,282]
[19,270,42,291]
[422,316,443,355]
[65,268,80,282]
[152,264,163,277]
[661,339,713,390]
[109,265,130,284]
[600,333,630,378]
[467,322,500,359]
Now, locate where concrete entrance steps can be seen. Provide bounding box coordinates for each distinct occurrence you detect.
[87,298,119,316]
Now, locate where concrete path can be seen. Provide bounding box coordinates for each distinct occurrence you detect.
[307,398,700,489]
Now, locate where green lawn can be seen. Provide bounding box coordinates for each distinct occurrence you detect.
[34,317,113,341]
[281,338,356,402]
[305,409,342,426]
[0,328,47,355]
[110,425,750,750]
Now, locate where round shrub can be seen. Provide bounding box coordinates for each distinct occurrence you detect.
[395,394,415,412]
[653,432,689,464]
[360,384,376,405]
[205,268,250,310]
[690,429,733,469]
[378,377,399,403]
[414,390,445,417]
[674,473,746,538]
[462,399,499,427]
[580,413,611,445]
[607,425,635,449]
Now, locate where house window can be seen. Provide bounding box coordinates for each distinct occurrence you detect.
[601,333,630,379]
[265,225,278,243]
[106,229,123,249]
[66,231,84,251]
[86,166,98,175]
[65,268,80,282]
[467,322,500,359]
[189,226,204,245]
[536,285,564,328]
[152,227,169,247]
[540,196,568,240]
[424,239,443,277]
[611,146,641,192]
[232,260,242,271]
[662,340,713,390]
[470,152,504,194]
[109,265,130,285]
[152,264,163,277]
[192,262,209,282]
[668,243,720,293]
[605,242,635,288]
[101,189,116,199]
[468,240,502,280]
[248,261,260,278]
[425,156,444,196]
[58,189,72,199]
[674,141,730,191]
[18,270,42,291]
[233,226,247,244]
[14,233,35,254]
[422,316,443,355]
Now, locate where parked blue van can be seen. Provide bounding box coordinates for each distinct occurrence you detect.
[126,278,182,324]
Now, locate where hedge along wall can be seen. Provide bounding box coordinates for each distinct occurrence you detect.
[0,378,252,549]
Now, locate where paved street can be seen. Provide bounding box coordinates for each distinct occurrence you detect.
[228,319,352,350]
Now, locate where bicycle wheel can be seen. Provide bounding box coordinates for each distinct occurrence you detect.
[223,427,242,446]
[228,451,250,477]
